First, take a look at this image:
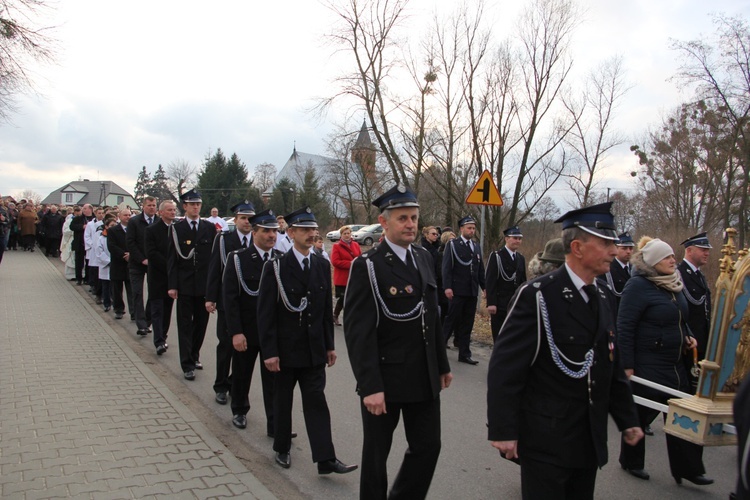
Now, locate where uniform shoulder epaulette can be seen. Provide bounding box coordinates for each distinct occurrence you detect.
[526,272,557,291]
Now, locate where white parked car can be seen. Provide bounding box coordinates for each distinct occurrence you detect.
[326,224,367,242]
[351,223,384,246]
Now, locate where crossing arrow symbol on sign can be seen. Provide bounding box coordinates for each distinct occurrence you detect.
[466,170,503,206]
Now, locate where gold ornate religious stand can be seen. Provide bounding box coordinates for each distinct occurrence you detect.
[664,229,749,446]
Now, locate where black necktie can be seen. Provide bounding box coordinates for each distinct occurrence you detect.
[263,252,268,262]
[405,250,415,268]
[147,217,152,225]
[696,269,707,289]
[242,236,248,248]
[302,257,310,280]
[582,284,598,315]
[191,220,197,235]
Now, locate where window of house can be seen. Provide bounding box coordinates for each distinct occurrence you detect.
[65,193,73,203]
[117,196,124,204]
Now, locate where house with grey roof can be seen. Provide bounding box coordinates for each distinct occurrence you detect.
[42,180,138,208]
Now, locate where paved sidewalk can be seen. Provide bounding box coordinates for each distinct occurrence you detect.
[0,250,276,499]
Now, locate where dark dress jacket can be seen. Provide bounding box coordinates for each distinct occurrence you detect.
[600,259,631,296]
[166,218,214,297]
[257,251,334,368]
[344,243,451,403]
[222,246,282,346]
[486,247,527,310]
[70,214,94,252]
[42,212,64,239]
[487,266,638,468]
[677,260,711,359]
[617,273,692,394]
[144,220,172,299]
[127,212,158,274]
[205,230,247,308]
[441,237,485,296]
[107,224,130,281]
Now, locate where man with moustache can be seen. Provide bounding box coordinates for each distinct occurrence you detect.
[168,190,214,380]
[205,201,256,405]
[108,208,134,320]
[127,196,159,335]
[344,185,452,500]
[145,201,177,356]
[257,206,357,475]
[485,226,527,342]
[222,209,281,432]
[487,203,642,499]
[678,232,712,390]
[71,204,95,285]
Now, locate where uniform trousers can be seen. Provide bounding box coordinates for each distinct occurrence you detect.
[129,269,151,330]
[75,248,86,282]
[273,364,335,463]
[213,311,233,394]
[489,304,509,342]
[443,295,477,359]
[231,343,274,434]
[150,297,173,348]
[619,403,705,478]
[176,294,209,372]
[360,397,441,500]
[520,457,597,500]
[111,278,133,316]
[87,266,101,296]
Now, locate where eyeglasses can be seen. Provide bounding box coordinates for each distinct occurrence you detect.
[429,232,438,236]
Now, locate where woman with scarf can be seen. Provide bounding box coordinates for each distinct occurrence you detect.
[331,225,361,326]
[617,236,713,486]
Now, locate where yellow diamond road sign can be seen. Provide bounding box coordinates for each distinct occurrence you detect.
[466,170,503,206]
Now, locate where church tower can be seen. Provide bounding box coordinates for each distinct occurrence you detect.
[351,120,376,175]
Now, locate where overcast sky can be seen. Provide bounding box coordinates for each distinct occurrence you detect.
[1,0,749,208]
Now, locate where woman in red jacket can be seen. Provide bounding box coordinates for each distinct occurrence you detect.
[331,225,361,326]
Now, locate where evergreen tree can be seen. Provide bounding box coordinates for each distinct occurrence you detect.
[297,166,332,229]
[268,178,297,216]
[197,149,252,216]
[150,164,174,204]
[133,166,152,207]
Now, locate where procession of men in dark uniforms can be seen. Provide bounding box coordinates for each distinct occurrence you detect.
[45,186,740,500]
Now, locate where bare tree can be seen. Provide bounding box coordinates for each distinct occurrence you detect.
[563,55,630,206]
[0,0,57,122]
[16,188,41,204]
[670,13,750,245]
[166,158,197,201]
[322,0,413,187]
[506,0,580,225]
[252,162,277,193]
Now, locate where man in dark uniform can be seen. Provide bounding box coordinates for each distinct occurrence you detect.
[599,231,635,306]
[108,208,133,320]
[677,232,712,390]
[487,202,642,499]
[222,209,280,432]
[485,226,526,342]
[442,215,485,364]
[344,185,453,500]
[127,196,158,335]
[167,189,214,380]
[257,206,356,475]
[205,201,256,405]
[145,201,177,356]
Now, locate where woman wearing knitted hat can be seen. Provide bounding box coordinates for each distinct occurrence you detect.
[617,236,713,486]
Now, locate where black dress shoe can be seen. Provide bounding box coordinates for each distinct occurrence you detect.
[156,344,167,356]
[275,452,291,469]
[115,313,123,319]
[232,415,247,429]
[104,306,111,312]
[195,361,203,370]
[621,466,650,480]
[458,357,479,365]
[317,458,358,475]
[136,329,149,336]
[95,298,103,305]
[215,392,228,405]
[267,431,298,439]
[145,327,152,333]
[675,474,714,486]
[644,425,654,436]
[184,370,195,380]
